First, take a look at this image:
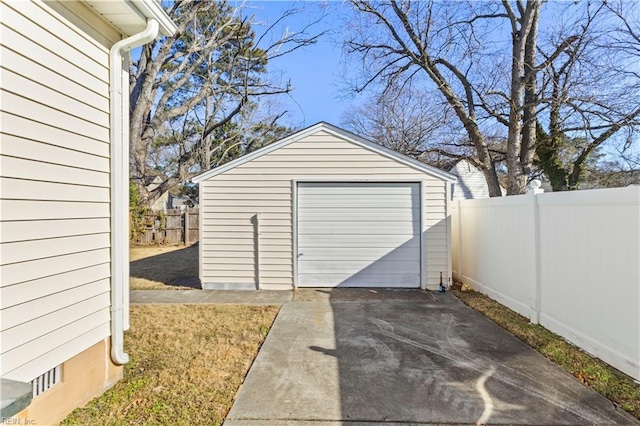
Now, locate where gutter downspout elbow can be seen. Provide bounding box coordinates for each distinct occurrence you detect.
[109,19,159,365]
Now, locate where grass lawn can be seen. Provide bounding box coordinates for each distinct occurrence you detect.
[62,304,279,425]
[130,244,199,290]
[452,284,640,420]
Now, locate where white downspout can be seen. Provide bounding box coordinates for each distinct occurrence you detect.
[109,19,159,365]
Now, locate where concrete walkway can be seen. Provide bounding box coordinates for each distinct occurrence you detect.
[130,289,292,305]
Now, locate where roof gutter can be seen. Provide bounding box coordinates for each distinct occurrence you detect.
[109,19,159,365]
[130,0,178,36]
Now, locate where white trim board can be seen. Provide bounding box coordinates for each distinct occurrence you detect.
[202,282,257,291]
[291,179,299,289]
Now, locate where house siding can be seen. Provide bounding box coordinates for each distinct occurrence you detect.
[0,0,115,382]
[200,130,450,290]
[450,160,493,200]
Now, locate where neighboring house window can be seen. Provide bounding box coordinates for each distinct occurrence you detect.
[31,365,62,397]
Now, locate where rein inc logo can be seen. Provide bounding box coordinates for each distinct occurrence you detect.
[1,419,35,425]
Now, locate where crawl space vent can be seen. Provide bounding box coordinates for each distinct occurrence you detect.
[31,365,61,397]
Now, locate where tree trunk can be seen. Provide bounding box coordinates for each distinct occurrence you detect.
[536,134,570,191]
[505,22,526,194]
[537,82,571,191]
[480,164,503,197]
[419,62,502,197]
[521,4,540,185]
[505,0,541,195]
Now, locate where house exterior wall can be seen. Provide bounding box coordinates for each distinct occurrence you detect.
[11,338,122,426]
[450,160,493,200]
[150,191,170,211]
[200,130,450,290]
[1,0,117,384]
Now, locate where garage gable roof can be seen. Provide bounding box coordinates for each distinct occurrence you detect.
[192,122,457,183]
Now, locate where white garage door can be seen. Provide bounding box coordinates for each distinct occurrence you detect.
[297,182,421,288]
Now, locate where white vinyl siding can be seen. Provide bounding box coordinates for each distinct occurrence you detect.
[200,130,450,290]
[449,160,501,200]
[297,182,421,288]
[0,0,113,382]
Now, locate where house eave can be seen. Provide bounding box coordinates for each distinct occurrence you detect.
[86,0,177,37]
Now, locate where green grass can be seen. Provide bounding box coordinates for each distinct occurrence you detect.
[452,284,640,419]
[62,304,279,425]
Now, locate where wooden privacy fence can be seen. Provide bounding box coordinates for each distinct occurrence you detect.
[131,208,199,245]
[451,185,640,380]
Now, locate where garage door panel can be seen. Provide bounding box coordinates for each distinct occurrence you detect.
[298,272,420,288]
[297,182,418,194]
[297,188,418,196]
[297,182,421,288]
[298,259,420,274]
[298,235,420,248]
[297,223,418,235]
[299,246,419,260]
[298,195,417,208]
[298,208,418,222]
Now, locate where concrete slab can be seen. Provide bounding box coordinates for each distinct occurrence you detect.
[130,290,292,305]
[1,378,32,418]
[225,422,414,426]
[293,288,438,302]
[226,292,637,425]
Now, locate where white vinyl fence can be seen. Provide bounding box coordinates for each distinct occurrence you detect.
[452,185,640,381]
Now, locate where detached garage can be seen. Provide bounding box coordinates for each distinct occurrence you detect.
[192,122,456,291]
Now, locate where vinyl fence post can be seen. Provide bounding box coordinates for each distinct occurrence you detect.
[457,199,463,283]
[528,180,544,324]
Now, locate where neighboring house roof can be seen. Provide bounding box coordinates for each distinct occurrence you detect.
[192,122,457,183]
[144,176,163,191]
[86,0,177,36]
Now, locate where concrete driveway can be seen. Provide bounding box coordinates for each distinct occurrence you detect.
[225,290,636,425]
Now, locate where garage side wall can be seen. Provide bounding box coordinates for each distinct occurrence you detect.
[200,130,450,290]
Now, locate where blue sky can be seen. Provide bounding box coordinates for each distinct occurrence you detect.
[238,1,353,128]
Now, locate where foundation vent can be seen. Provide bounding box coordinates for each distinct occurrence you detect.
[31,365,62,397]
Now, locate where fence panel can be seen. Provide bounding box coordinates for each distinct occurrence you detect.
[454,195,537,319]
[186,209,199,244]
[451,202,459,276]
[163,210,181,244]
[452,186,640,380]
[131,208,199,246]
[537,187,640,381]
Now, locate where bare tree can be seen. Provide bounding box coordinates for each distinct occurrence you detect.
[341,85,456,157]
[130,1,325,205]
[343,1,585,195]
[535,2,640,191]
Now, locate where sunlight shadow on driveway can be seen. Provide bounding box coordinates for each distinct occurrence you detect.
[224,290,637,425]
